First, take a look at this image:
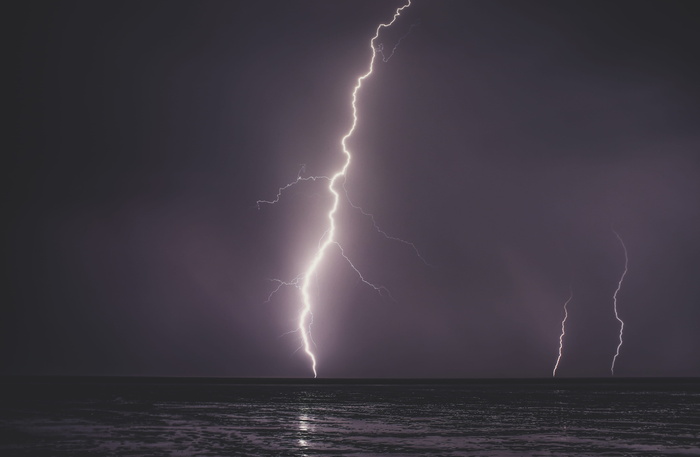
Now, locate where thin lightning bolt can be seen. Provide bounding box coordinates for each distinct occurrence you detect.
[552,288,573,377]
[256,166,329,209]
[334,242,395,301]
[259,0,415,377]
[343,184,432,267]
[610,229,629,376]
[376,22,419,62]
[265,276,302,304]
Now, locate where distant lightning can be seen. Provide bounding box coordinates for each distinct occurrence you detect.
[258,0,415,377]
[610,229,629,376]
[552,288,573,377]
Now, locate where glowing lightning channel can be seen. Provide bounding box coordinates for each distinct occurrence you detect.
[552,288,573,377]
[298,0,413,378]
[259,1,415,378]
[610,229,629,376]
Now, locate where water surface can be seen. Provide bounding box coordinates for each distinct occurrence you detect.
[1,378,698,456]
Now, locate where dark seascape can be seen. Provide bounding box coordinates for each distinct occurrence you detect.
[1,377,698,456]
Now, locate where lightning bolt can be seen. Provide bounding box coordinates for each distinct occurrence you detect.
[552,288,573,377]
[259,0,415,377]
[256,166,329,209]
[376,22,419,62]
[610,229,629,376]
[343,184,432,267]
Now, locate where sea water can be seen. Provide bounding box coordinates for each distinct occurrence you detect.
[1,378,698,456]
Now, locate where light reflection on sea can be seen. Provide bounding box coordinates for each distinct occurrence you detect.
[1,380,698,456]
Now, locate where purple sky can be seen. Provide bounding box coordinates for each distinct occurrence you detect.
[6,0,700,377]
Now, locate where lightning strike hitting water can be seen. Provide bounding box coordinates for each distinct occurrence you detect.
[552,288,573,377]
[258,0,415,377]
[610,229,629,376]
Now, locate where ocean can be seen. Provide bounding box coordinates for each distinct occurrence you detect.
[1,377,698,456]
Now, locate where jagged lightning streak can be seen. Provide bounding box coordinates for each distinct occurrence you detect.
[343,184,431,267]
[610,229,629,376]
[256,166,329,209]
[260,1,414,377]
[298,0,413,377]
[552,288,573,377]
[376,22,419,62]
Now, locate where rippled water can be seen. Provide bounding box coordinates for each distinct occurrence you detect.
[1,379,698,456]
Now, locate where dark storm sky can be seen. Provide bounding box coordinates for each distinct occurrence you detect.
[6,1,700,378]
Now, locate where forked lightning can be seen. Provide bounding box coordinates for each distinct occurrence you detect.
[258,0,415,377]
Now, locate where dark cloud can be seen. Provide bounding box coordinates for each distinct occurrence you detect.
[5,1,699,377]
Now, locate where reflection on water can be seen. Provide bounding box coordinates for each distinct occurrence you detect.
[1,380,699,456]
[297,412,314,454]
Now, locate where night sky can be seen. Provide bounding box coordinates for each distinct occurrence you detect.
[6,1,700,378]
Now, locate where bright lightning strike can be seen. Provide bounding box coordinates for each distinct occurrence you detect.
[552,288,573,377]
[610,229,629,376]
[259,0,415,378]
